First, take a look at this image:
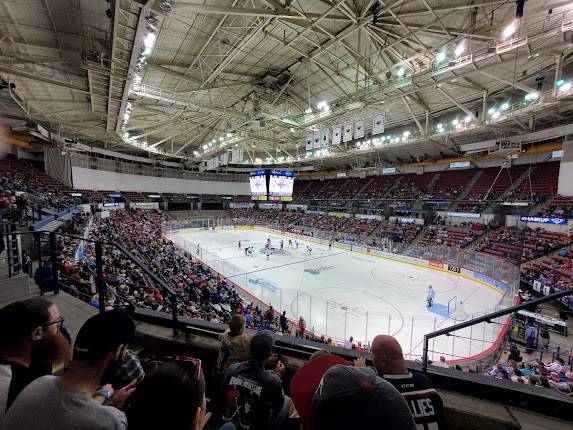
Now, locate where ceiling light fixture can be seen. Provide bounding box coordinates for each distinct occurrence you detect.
[455,41,465,57]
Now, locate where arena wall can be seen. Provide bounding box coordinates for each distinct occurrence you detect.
[71,166,250,195]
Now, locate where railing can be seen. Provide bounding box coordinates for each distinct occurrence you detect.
[3,230,179,336]
[421,290,572,371]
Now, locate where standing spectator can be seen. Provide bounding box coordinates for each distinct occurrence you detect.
[279,311,288,334]
[216,315,251,374]
[432,356,450,369]
[1,310,139,430]
[0,298,69,424]
[219,330,286,430]
[370,335,445,429]
[125,360,205,430]
[525,321,537,354]
[290,354,415,430]
[21,251,31,276]
[343,336,354,349]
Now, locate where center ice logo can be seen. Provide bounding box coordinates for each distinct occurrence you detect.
[304,265,335,275]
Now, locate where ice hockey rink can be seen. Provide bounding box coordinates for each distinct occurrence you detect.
[168,227,510,362]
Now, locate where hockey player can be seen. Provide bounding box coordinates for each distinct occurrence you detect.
[238,240,241,250]
[305,246,312,255]
[288,239,293,247]
[280,240,284,250]
[295,240,299,249]
[265,246,272,261]
[427,285,436,307]
[328,241,332,251]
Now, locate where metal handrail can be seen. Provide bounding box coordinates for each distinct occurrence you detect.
[421,290,572,372]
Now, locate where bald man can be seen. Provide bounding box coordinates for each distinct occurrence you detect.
[370,335,445,430]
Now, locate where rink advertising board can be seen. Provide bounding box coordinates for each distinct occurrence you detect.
[428,260,443,269]
[519,216,567,224]
[447,264,461,273]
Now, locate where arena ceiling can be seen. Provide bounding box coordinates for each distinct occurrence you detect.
[1,0,573,169]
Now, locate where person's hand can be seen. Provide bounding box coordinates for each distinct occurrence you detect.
[274,360,286,377]
[108,379,138,410]
[93,384,114,405]
[354,357,366,368]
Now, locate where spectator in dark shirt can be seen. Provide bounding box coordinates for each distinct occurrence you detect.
[219,330,286,430]
[0,298,70,424]
[370,335,445,430]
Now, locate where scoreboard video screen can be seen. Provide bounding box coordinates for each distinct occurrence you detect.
[249,169,295,201]
[269,170,294,201]
[249,170,268,200]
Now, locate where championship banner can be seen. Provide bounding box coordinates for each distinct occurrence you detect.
[306,134,313,151]
[373,112,385,135]
[343,123,353,142]
[313,130,321,149]
[354,119,365,139]
[332,126,342,145]
[219,151,228,166]
[231,146,243,163]
[321,128,329,147]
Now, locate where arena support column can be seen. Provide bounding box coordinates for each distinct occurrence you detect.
[95,241,107,314]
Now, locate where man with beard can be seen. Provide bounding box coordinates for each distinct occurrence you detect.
[1,310,138,430]
[0,298,69,425]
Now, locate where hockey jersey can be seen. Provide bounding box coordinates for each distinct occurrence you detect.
[382,370,445,430]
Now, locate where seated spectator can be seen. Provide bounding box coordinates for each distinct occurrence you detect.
[218,330,286,430]
[2,310,139,430]
[370,335,445,429]
[216,314,251,374]
[101,349,145,391]
[290,354,416,430]
[432,355,450,369]
[0,298,69,424]
[125,360,205,430]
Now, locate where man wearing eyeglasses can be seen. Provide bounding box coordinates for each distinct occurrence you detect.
[1,310,139,430]
[0,298,70,426]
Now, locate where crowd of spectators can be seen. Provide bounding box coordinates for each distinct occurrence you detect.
[377,220,423,245]
[485,341,573,396]
[474,227,570,263]
[521,247,573,292]
[1,298,446,430]
[535,196,573,219]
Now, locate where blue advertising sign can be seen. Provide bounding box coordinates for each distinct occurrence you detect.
[520,216,567,225]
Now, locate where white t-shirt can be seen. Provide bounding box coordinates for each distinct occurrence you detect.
[1,375,126,430]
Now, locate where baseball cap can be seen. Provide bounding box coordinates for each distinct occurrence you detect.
[312,365,416,430]
[73,310,140,361]
[290,354,348,430]
[250,330,274,361]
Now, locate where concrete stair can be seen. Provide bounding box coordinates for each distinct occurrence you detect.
[450,170,483,211]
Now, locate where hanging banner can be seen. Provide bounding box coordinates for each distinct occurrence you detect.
[219,152,228,166]
[354,119,365,139]
[306,134,313,151]
[231,146,243,163]
[373,112,385,135]
[332,126,342,145]
[321,128,329,147]
[343,123,353,142]
[313,130,321,149]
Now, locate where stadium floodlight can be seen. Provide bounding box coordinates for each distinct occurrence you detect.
[219,136,224,141]
[556,79,565,87]
[436,123,443,129]
[455,41,465,56]
[524,92,538,101]
[403,130,410,138]
[487,107,496,115]
[193,151,199,156]
[396,67,405,77]
[226,132,233,138]
[465,115,472,123]
[436,51,446,63]
[202,145,208,150]
[500,102,510,111]
[304,107,312,114]
[452,119,459,126]
[492,111,500,119]
[561,82,572,92]
[143,32,156,49]
[503,20,517,38]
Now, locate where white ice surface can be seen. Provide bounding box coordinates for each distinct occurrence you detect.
[170,228,507,362]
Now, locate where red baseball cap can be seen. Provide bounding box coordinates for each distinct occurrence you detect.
[289,354,349,430]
